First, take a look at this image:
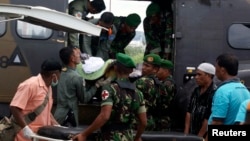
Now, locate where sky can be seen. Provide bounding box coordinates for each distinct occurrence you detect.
[68,0,150,31]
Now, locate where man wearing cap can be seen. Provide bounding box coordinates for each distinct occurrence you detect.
[135,53,162,131]
[184,62,216,138]
[10,58,62,140]
[73,53,147,141]
[143,2,173,60]
[82,11,116,61]
[155,59,176,131]
[68,0,106,48]
[54,47,102,127]
[109,13,141,58]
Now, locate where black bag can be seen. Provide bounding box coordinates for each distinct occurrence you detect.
[62,109,76,127]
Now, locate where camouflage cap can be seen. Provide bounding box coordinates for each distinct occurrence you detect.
[146,2,161,17]
[116,53,136,68]
[143,53,161,66]
[125,13,141,27]
[160,59,173,69]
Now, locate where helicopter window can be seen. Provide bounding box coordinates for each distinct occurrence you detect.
[228,23,250,49]
[16,21,52,39]
[0,16,6,36]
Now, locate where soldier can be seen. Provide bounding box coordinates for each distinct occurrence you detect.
[155,59,176,131]
[143,2,173,60]
[82,12,116,60]
[68,0,106,49]
[135,53,162,131]
[72,53,147,141]
[53,47,104,127]
[109,13,141,58]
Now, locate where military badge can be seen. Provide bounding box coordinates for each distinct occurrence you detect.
[147,56,154,62]
[101,90,109,100]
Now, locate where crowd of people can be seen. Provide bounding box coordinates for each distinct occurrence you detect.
[8,0,250,141]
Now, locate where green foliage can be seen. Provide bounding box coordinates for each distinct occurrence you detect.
[124,44,145,65]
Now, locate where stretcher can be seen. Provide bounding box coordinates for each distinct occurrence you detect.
[32,125,204,141]
[32,125,98,141]
[31,134,70,141]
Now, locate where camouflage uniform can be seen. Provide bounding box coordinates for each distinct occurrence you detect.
[100,78,146,141]
[155,75,176,131]
[109,16,138,58]
[68,0,106,48]
[110,13,141,58]
[143,12,173,59]
[82,18,116,60]
[135,74,161,131]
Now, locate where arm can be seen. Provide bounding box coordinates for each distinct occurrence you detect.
[50,113,60,125]
[184,90,195,135]
[134,90,147,141]
[184,112,191,135]
[75,76,97,103]
[198,119,208,137]
[211,119,224,125]
[72,105,112,141]
[10,106,27,128]
[134,112,147,141]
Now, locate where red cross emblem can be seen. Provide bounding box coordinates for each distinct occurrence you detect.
[101,90,109,100]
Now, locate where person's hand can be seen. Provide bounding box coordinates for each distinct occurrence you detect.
[80,53,91,60]
[22,125,35,139]
[129,69,142,78]
[95,78,105,88]
[95,77,112,88]
[134,137,142,141]
[72,133,87,141]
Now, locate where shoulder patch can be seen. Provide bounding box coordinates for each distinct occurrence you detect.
[101,90,109,100]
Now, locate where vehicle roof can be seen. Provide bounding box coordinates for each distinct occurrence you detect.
[0,4,104,36]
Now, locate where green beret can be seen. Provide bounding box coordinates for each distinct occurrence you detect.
[146,2,161,17]
[116,53,136,68]
[143,53,161,66]
[125,13,141,27]
[160,59,173,69]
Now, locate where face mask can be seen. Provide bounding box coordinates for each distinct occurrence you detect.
[51,74,58,87]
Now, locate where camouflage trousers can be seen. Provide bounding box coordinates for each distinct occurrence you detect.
[155,116,172,131]
[98,129,134,141]
[145,115,172,131]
